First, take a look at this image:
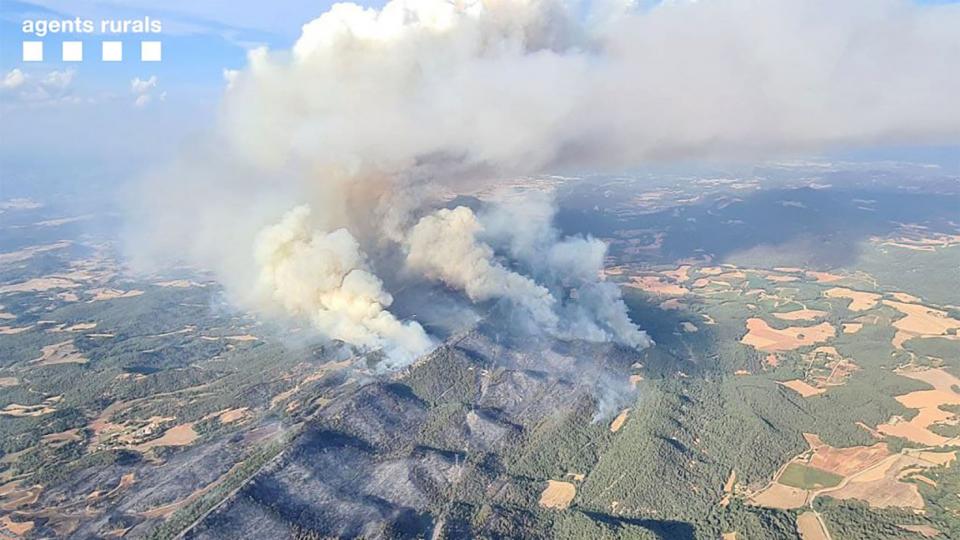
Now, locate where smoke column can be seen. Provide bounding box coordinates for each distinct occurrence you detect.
[129,0,960,366]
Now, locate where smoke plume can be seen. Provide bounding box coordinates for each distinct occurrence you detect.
[130,0,960,366]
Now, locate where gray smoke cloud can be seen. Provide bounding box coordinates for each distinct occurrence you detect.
[129,0,960,366]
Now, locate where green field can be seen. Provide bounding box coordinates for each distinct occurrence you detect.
[778,463,843,490]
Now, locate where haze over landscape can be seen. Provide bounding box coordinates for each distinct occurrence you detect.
[1,0,959,539]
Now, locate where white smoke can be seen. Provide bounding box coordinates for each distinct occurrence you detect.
[405,206,560,330]
[130,0,960,366]
[479,193,651,348]
[254,206,432,367]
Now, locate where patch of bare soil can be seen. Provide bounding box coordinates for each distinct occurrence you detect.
[538,480,576,510]
[610,409,630,433]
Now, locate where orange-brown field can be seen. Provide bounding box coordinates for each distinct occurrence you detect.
[876,368,960,446]
[740,319,835,352]
[823,287,880,311]
[807,441,890,477]
[778,380,825,398]
[826,452,951,509]
[842,322,863,334]
[609,409,630,433]
[883,300,960,349]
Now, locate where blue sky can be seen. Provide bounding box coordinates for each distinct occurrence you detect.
[0,0,957,193]
[0,1,385,178]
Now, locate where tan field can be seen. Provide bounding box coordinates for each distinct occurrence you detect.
[62,322,97,332]
[0,241,71,265]
[0,483,42,511]
[898,524,942,538]
[826,452,951,509]
[796,512,830,540]
[778,380,825,397]
[217,408,250,424]
[610,409,630,433]
[842,323,863,334]
[662,265,691,283]
[806,271,843,283]
[910,450,956,466]
[224,334,258,341]
[154,279,200,288]
[877,368,960,446]
[883,300,960,349]
[88,288,145,302]
[773,309,828,321]
[133,423,198,452]
[1,403,56,417]
[766,274,800,283]
[722,470,736,497]
[0,325,33,335]
[628,276,689,296]
[741,318,835,352]
[680,321,698,333]
[824,287,880,311]
[889,292,921,303]
[807,442,890,476]
[0,514,34,536]
[32,340,88,366]
[0,377,19,387]
[41,428,83,447]
[750,482,808,509]
[0,277,78,294]
[539,480,576,510]
[715,270,747,281]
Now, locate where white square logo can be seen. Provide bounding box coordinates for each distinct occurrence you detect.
[22,41,43,62]
[62,41,83,62]
[102,41,122,62]
[141,41,161,62]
